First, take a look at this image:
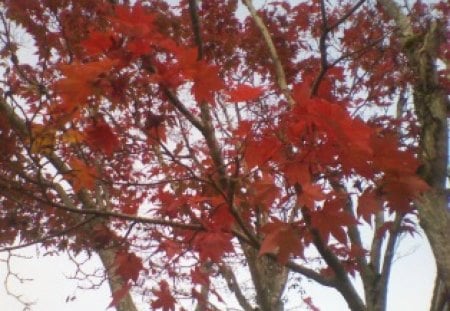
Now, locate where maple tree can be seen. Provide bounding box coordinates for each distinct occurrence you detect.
[0,0,448,310]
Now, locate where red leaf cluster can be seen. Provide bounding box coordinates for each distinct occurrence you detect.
[85,119,119,155]
[227,84,265,102]
[0,0,441,309]
[151,280,176,311]
[259,220,303,264]
[192,231,234,262]
[114,250,143,283]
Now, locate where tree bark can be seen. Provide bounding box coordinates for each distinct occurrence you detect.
[431,274,450,311]
[241,244,289,311]
[98,248,139,311]
[378,0,450,307]
[409,28,450,309]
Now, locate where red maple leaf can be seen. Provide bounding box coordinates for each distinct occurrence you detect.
[297,183,327,209]
[227,84,265,102]
[158,239,181,259]
[151,280,176,311]
[145,113,167,142]
[54,59,117,115]
[244,134,282,169]
[114,250,143,283]
[191,266,210,286]
[371,133,420,175]
[259,220,303,264]
[85,119,119,155]
[382,173,430,213]
[192,63,224,103]
[357,189,383,224]
[193,231,234,262]
[283,161,311,185]
[176,48,224,103]
[81,30,114,55]
[210,203,235,231]
[113,3,155,37]
[310,198,358,244]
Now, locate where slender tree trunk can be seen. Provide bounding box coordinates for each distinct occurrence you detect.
[98,248,139,311]
[241,245,289,311]
[194,261,213,311]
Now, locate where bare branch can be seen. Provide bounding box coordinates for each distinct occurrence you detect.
[188,0,204,60]
[2,252,36,310]
[301,207,365,311]
[327,0,366,31]
[241,0,295,107]
[378,214,403,306]
[219,264,254,311]
[0,217,96,253]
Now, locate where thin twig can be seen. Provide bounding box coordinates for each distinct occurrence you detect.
[0,216,97,253]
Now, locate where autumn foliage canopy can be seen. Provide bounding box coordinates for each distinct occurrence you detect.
[0,0,449,310]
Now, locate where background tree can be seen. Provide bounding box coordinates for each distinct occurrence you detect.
[0,0,448,310]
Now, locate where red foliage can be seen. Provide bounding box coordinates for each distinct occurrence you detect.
[68,158,98,191]
[151,280,176,311]
[259,220,303,264]
[192,231,234,262]
[114,250,144,283]
[226,84,265,102]
[54,59,117,116]
[85,119,119,155]
[0,0,442,309]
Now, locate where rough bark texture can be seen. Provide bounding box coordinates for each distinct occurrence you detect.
[432,276,450,311]
[362,221,398,311]
[242,245,289,311]
[378,0,450,308]
[376,2,450,310]
[408,26,450,310]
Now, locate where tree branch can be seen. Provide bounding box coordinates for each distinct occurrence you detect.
[188,0,203,60]
[0,216,97,253]
[301,207,365,311]
[377,0,413,37]
[219,264,254,311]
[327,0,366,31]
[241,0,295,107]
[378,213,403,308]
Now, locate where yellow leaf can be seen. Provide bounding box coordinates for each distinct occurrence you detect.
[61,129,84,144]
[30,124,56,155]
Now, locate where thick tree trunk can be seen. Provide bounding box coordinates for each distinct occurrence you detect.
[378,1,450,307]
[417,192,450,309]
[410,31,450,308]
